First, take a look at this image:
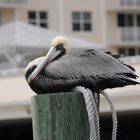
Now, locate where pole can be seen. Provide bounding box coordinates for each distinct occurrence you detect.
[31,92,90,140]
[58,0,64,33]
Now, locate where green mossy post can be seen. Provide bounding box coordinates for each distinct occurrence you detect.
[31,92,99,140]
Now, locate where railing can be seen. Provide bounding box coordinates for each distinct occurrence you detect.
[121,27,140,42]
[0,0,26,5]
[106,0,140,11]
[121,55,140,64]
[120,0,140,6]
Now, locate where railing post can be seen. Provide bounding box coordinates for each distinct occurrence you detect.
[31,92,90,140]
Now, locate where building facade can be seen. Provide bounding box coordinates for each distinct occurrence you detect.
[0,0,140,57]
[0,0,105,46]
[106,0,140,56]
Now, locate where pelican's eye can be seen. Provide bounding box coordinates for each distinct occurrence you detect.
[56,43,66,54]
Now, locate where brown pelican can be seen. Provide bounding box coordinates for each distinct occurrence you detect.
[25,36,139,94]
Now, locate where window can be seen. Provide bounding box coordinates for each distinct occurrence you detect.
[118,47,140,56]
[72,12,92,31]
[118,13,140,41]
[139,48,140,54]
[118,14,125,27]
[28,11,48,28]
[137,14,140,27]
[129,48,135,56]
[117,13,140,27]
[117,13,134,27]
[127,14,133,27]
[0,12,2,25]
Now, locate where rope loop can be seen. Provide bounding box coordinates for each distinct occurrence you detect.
[75,87,118,140]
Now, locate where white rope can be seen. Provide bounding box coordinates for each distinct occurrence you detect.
[86,89,100,140]
[75,87,118,140]
[75,86,100,140]
[101,91,118,140]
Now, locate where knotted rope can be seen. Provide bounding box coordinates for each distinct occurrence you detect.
[75,86,118,140]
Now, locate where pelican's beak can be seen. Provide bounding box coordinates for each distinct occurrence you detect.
[28,46,57,84]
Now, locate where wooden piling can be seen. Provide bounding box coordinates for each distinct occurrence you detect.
[31,92,90,140]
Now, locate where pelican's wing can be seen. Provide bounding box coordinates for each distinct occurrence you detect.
[44,50,138,82]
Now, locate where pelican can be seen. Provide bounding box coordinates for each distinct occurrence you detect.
[25,36,139,94]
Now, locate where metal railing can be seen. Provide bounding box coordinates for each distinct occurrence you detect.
[121,27,140,42]
[121,55,140,64]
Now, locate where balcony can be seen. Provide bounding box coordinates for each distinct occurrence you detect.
[121,55,140,64]
[121,27,140,42]
[106,0,140,11]
[107,27,140,46]
[0,0,26,8]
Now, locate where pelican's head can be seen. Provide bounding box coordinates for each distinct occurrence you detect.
[47,36,70,62]
[51,36,70,55]
[26,36,70,84]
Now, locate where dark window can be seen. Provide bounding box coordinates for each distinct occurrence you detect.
[137,14,140,26]
[84,12,91,20]
[118,47,140,56]
[0,12,1,25]
[72,12,92,31]
[73,12,80,20]
[73,23,80,31]
[40,12,47,19]
[138,48,140,54]
[28,11,48,29]
[128,48,135,56]
[127,14,133,27]
[84,23,92,31]
[118,13,134,27]
[118,14,125,27]
[28,11,36,19]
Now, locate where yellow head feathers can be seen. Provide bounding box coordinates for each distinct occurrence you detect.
[51,36,70,54]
